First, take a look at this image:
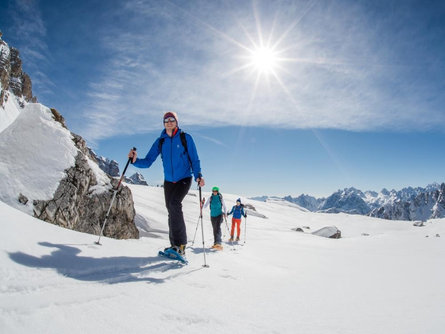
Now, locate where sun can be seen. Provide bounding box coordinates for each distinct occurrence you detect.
[250,47,279,74]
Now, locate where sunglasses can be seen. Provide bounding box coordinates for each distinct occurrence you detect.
[164,117,176,123]
[212,190,218,193]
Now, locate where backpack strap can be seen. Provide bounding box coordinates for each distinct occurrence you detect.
[180,131,192,166]
[158,131,192,166]
[158,137,165,152]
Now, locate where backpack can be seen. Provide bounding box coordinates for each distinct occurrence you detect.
[158,131,192,165]
[210,192,223,204]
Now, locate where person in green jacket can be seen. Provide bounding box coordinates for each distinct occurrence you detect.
[203,186,227,250]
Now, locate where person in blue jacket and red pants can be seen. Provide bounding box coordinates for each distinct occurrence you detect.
[128,112,205,256]
[227,198,247,242]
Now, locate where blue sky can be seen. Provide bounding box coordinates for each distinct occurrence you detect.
[1,0,445,197]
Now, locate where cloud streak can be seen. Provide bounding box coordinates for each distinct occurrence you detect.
[6,0,54,95]
[80,0,445,144]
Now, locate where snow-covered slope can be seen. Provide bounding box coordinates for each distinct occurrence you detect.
[0,103,78,213]
[1,185,444,333]
[0,83,20,133]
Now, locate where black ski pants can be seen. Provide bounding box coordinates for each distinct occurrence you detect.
[164,177,192,247]
[211,214,223,245]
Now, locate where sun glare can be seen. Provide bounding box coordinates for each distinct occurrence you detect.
[250,47,278,74]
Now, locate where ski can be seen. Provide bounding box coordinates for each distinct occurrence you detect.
[158,249,188,265]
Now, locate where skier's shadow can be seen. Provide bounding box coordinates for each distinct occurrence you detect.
[8,242,185,284]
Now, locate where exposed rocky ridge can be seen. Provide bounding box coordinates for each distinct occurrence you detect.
[0,33,36,107]
[33,129,139,239]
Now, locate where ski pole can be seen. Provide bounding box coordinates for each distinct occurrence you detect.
[191,215,201,246]
[199,185,209,268]
[243,213,247,245]
[224,215,235,250]
[95,149,136,245]
[191,197,205,245]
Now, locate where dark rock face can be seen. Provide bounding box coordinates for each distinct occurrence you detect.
[33,133,139,239]
[18,193,29,205]
[0,35,37,106]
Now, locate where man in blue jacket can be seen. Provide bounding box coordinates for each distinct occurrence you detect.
[128,112,205,256]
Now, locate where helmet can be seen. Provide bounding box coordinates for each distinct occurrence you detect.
[212,186,219,192]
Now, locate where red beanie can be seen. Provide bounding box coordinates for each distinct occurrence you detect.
[163,111,178,123]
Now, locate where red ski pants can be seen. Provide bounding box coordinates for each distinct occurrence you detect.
[230,218,242,238]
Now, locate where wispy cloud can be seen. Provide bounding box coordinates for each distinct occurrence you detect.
[81,0,445,144]
[6,0,53,95]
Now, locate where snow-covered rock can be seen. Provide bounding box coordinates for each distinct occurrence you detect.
[312,225,342,239]
[0,34,138,239]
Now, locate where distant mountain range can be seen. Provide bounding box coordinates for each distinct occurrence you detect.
[88,149,148,186]
[252,183,445,221]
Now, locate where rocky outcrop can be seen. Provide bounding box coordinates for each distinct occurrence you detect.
[1,33,138,239]
[0,33,36,106]
[33,131,139,239]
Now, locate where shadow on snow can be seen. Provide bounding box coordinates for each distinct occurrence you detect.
[8,242,201,284]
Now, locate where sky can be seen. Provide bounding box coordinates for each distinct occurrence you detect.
[1,0,445,198]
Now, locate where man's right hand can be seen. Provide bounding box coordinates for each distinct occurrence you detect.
[128,148,137,163]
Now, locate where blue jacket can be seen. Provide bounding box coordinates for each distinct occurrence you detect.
[228,205,246,219]
[133,128,202,183]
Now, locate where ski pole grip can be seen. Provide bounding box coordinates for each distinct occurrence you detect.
[122,148,136,177]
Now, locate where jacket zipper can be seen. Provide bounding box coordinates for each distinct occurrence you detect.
[170,136,174,180]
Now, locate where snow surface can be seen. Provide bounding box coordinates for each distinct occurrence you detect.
[0,87,20,133]
[1,184,445,333]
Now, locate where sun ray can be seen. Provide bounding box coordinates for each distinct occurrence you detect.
[253,0,265,48]
[222,62,256,78]
[271,0,317,50]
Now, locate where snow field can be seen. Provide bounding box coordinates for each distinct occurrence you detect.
[1,184,445,333]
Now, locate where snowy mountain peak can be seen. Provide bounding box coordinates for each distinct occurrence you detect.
[125,172,148,186]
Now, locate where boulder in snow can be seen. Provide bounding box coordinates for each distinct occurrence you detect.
[312,226,342,239]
